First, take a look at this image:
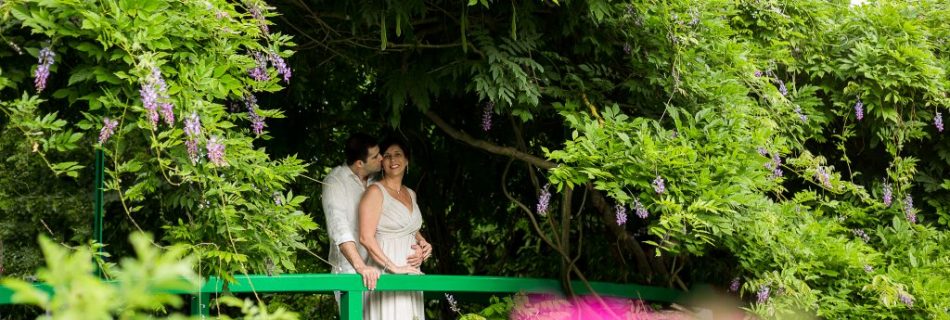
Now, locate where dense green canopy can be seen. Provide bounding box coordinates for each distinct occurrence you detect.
[2,0,950,318]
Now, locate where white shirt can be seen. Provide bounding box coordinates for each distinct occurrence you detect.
[321,165,370,274]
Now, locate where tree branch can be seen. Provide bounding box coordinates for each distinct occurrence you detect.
[424,110,555,169]
[426,108,664,280]
[588,185,663,279]
[560,186,574,297]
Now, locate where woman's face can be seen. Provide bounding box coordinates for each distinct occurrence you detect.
[382,145,408,177]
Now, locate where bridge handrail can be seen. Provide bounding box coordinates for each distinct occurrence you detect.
[0,274,683,319]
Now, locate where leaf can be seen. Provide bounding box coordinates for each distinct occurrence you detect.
[0,279,50,307]
[380,15,388,50]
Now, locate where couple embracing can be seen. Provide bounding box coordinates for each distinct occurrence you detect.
[321,133,432,319]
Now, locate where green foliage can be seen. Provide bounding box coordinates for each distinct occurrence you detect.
[458,295,517,320]
[2,233,195,319]
[3,0,950,318]
[0,126,90,278]
[0,0,314,280]
[268,0,950,317]
[544,0,950,318]
[1,233,298,319]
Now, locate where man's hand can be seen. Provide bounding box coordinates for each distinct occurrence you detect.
[355,265,381,290]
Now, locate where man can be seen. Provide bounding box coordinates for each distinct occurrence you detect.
[321,133,426,294]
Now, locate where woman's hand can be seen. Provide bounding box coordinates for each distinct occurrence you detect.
[407,246,424,267]
[407,241,433,267]
[387,264,424,275]
[418,240,432,260]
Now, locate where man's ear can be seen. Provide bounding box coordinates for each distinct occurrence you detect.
[354,160,364,168]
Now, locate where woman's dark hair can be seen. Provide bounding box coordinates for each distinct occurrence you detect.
[344,133,378,165]
[379,136,411,161]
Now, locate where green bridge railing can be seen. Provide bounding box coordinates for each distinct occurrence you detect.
[0,273,683,319]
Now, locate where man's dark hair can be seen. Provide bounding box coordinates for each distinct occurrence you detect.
[379,136,411,161]
[344,133,378,165]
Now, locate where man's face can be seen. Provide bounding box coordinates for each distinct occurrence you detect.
[363,146,382,174]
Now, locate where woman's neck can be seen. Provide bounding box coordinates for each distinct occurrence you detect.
[381,177,403,191]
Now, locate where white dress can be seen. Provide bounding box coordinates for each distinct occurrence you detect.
[365,182,425,320]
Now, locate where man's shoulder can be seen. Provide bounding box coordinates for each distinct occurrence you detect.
[323,165,350,183]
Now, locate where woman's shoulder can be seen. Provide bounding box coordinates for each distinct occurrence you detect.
[363,183,385,197]
[404,186,417,198]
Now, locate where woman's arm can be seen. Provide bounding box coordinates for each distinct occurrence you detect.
[359,185,421,274]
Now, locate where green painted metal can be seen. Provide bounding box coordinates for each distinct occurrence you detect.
[0,274,682,319]
[93,149,105,278]
[340,290,364,320]
[190,293,209,317]
[0,283,54,304]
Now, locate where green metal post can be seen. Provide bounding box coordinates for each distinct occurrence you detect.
[340,290,363,320]
[191,293,210,317]
[93,149,105,278]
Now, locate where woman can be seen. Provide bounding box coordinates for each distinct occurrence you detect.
[358,137,431,319]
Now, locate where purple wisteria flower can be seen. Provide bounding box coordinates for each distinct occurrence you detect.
[269,51,291,83]
[816,166,831,188]
[247,2,269,35]
[186,139,200,164]
[243,92,257,109]
[615,205,628,226]
[140,66,173,127]
[184,112,202,163]
[729,277,740,292]
[936,112,944,133]
[898,293,913,308]
[777,80,788,96]
[768,152,783,178]
[273,192,283,206]
[852,229,870,243]
[481,101,493,132]
[863,265,873,273]
[161,102,175,125]
[653,175,666,194]
[757,147,768,156]
[206,136,226,166]
[634,199,649,219]
[794,106,807,122]
[140,85,159,127]
[244,94,265,135]
[249,51,269,82]
[184,112,202,137]
[623,42,632,55]
[757,285,770,303]
[854,98,864,121]
[537,184,551,216]
[904,194,916,224]
[882,182,893,207]
[98,118,118,144]
[34,46,55,92]
[445,293,461,313]
[249,107,265,136]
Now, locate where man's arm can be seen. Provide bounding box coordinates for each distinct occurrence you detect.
[321,175,380,289]
[339,242,380,290]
